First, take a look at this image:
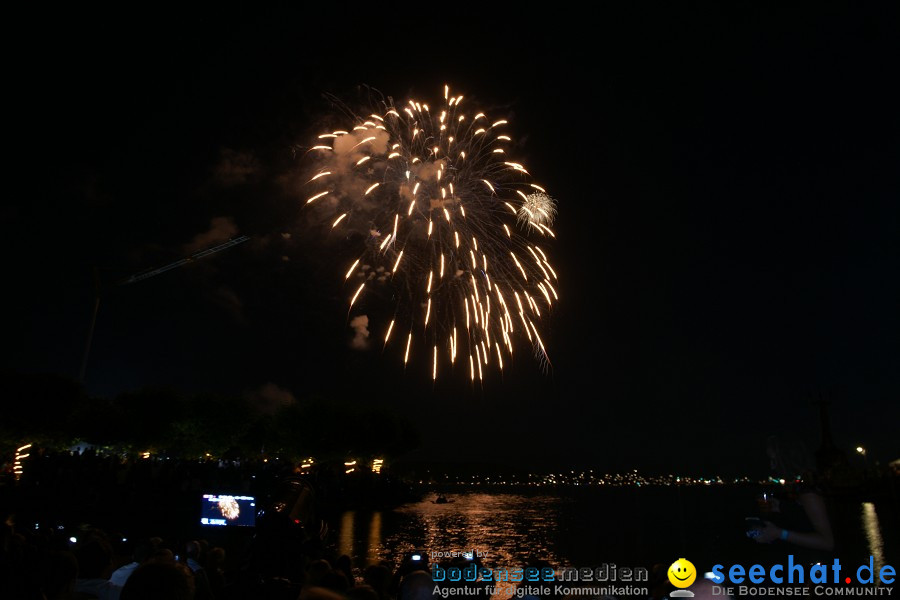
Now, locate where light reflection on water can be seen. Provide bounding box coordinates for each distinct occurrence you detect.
[335,493,566,569]
[388,493,565,567]
[332,489,898,580]
[862,502,885,576]
[368,510,383,562]
[339,510,355,559]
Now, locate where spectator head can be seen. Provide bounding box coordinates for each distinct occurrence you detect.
[43,550,78,600]
[114,537,136,562]
[306,559,332,586]
[400,570,435,600]
[363,564,392,596]
[207,546,225,569]
[336,554,355,585]
[185,540,201,560]
[300,586,347,600]
[148,548,175,564]
[692,578,733,600]
[348,584,381,600]
[133,539,154,563]
[320,569,350,592]
[121,562,195,600]
[74,538,113,579]
[336,553,353,573]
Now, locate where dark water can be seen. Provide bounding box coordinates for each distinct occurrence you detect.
[331,488,898,578]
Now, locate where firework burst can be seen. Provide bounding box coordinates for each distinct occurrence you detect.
[218,496,240,520]
[517,191,558,234]
[301,85,559,381]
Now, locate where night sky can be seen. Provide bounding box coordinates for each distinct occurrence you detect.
[6,6,899,473]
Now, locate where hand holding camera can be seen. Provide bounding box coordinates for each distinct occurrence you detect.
[745,517,765,539]
[746,517,783,543]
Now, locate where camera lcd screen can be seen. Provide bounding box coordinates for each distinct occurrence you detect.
[200,494,256,527]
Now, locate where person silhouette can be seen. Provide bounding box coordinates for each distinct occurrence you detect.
[751,436,835,561]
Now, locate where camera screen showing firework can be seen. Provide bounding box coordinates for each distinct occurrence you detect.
[302,85,559,381]
[200,494,256,527]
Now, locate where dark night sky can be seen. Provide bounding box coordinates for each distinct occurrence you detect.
[5,5,899,473]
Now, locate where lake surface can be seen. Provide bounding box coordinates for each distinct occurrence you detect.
[331,487,898,580]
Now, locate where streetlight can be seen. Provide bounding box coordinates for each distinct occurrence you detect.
[857,446,870,472]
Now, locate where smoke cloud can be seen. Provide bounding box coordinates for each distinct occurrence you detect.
[349,314,370,349]
[184,216,239,253]
[212,149,259,187]
[303,128,391,227]
[247,382,296,415]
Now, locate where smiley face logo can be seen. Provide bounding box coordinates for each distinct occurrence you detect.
[668,558,697,588]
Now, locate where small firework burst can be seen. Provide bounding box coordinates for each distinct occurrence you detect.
[218,497,240,520]
[517,192,558,233]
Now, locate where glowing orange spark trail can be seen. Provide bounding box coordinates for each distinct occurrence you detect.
[302,85,559,380]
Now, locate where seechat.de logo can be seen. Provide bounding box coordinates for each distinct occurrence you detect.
[708,555,895,586]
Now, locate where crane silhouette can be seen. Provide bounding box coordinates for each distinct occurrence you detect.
[119,236,250,285]
[79,236,250,381]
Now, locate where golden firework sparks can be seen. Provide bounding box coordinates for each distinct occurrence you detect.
[302,85,559,380]
[218,497,240,520]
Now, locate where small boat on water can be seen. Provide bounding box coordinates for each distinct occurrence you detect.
[432,495,455,504]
